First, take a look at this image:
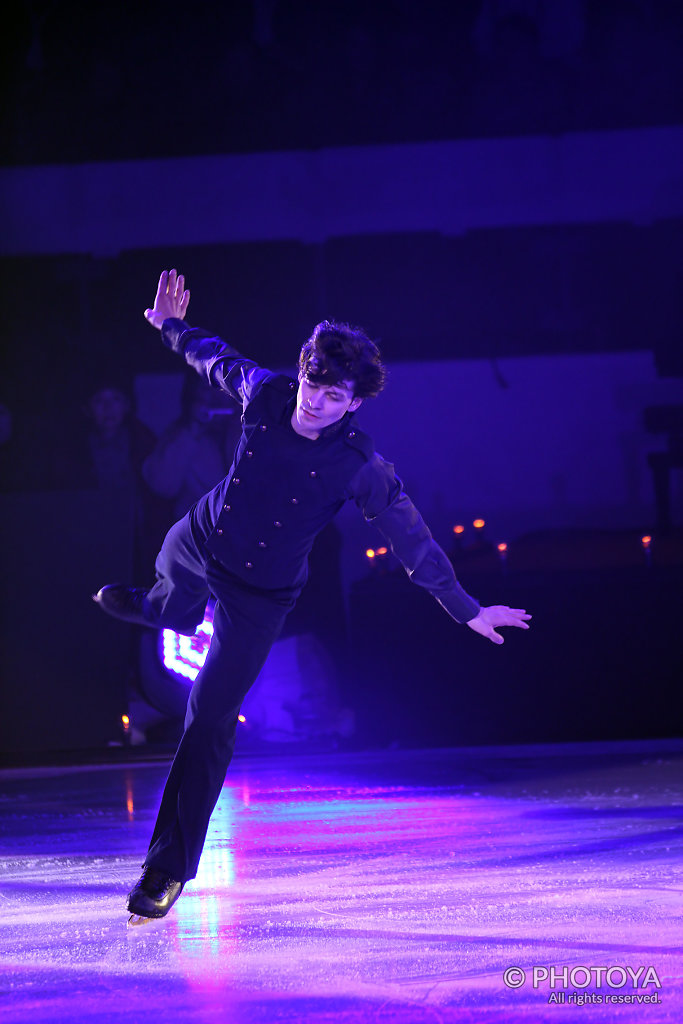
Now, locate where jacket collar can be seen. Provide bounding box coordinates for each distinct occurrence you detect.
[284,395,357,441]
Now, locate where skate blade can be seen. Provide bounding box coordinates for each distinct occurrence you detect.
[127,913,158,928]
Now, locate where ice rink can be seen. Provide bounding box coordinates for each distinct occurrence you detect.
[1,741,681,1023]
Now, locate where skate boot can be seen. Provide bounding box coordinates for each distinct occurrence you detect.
[92,584,155,627]
[127,867,184,925]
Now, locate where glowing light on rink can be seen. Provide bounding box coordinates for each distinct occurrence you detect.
[452,524,465,535]
[365,548,376,559]
[161,605,215,683]
[473,518,485,529]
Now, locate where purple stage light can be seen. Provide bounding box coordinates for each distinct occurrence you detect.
[160,602,215,683]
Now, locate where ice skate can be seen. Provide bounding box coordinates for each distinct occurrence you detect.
[92,584,155,627]
[126,867,184,923]
[127,913,159,929]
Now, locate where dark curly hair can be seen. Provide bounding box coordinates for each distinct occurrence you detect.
[298,320,387,399]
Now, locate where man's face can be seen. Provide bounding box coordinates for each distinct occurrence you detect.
[292,374,362,438]
[88,388,129,435]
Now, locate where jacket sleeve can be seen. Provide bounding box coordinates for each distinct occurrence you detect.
[161,318,272,407]
[348,453,481,624]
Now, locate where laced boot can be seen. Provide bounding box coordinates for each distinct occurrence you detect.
[127,867,184,920]
[92,584,155,627]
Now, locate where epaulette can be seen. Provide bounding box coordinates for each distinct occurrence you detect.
[342,423,375,461]
[265,373,298,394]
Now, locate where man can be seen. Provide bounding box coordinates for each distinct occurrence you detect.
[95,269,531,922]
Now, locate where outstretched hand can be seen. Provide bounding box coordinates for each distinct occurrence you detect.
[466,605,531,645]
[144,269,190,330]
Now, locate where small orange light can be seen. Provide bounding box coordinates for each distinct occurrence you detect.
[453,524,465,535]
[365,548,376,559]
[376,546,388,556]
[497,542,508,552]
[238,714,246,723]
[473,518,485,529]
[121,714,130,730]
[125,776,135,819]
[641,535,651,547]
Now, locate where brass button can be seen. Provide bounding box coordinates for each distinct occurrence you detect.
[223,504,231,511]
[216,528,223,535]
[246,450,253,457]
[260,424,267,432]
[310,470,317,478]
[289,381,295,389]
[347,430,356,438]
[274,520,282,528]
[245,561,253,569]
[233,478,240,485]
[258,541,267,548]
[291,497,299,504]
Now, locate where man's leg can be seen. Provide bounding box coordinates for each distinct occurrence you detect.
[145,514,212,633]
[136,572,295,899]
[95,512,210,635]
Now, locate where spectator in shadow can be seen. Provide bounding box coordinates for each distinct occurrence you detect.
[52,376,164,572]
[142,375,239,522]
[50,378,155,490]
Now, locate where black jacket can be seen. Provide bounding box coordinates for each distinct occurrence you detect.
[162,319,480,624]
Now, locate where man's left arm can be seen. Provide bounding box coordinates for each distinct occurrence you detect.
[350,454,531,644]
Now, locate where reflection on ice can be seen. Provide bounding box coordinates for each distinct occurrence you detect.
[0,743,681,1023]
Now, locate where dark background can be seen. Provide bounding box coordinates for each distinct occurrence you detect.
[2,1,681,164]
[1,1,681,758]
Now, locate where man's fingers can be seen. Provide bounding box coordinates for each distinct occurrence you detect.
[179,289,190,318]
[155,270,168,305]
[176,273,185,300]
[501,607,531,627]
[467,606,531,643]
[505,613,530,628]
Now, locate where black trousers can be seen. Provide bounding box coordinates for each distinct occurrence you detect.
[143,513,296,881]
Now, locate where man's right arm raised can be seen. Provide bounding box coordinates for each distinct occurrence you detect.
[160,318,268,407]
[145,269,270,407]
